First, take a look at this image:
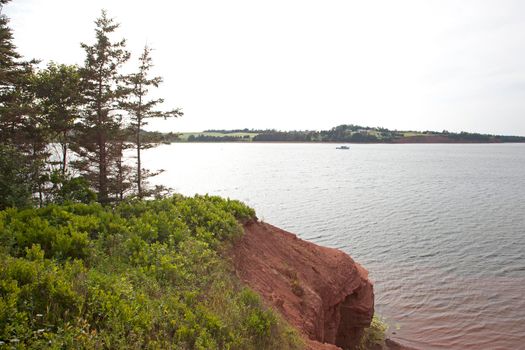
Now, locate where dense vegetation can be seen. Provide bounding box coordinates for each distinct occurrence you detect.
[0,195,302,349]
[0,5,301,349]
[0,3,182,210]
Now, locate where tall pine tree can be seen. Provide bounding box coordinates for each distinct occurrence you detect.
[74,10,130,204]
[0,0,37,146]
[122,45,182,198]
[0,0,43,208]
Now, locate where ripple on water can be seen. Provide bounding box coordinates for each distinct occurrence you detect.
[146,143,525,349]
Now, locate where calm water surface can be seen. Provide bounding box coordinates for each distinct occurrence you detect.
[145,143,525,350]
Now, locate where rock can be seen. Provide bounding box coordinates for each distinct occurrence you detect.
[231,221,375,349]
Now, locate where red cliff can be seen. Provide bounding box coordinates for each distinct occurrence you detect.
[231,221,375,349]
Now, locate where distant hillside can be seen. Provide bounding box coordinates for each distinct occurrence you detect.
[167,125,525,143]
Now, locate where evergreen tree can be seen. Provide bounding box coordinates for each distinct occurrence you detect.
[0,0,44,207]
[0,0,36,146]
[33,63,82,175]
[122,45,182,198]
[0,0,18,95]
[73,10,130,204]
[107,117,133,201]
[0,144,34,209]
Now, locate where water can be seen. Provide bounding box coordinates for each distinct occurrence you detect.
[144,143,525,349]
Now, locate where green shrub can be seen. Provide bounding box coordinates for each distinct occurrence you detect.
[0,195,301,349]
[0,145,34,210]
[358,314,388,350]
[53,176,97,204]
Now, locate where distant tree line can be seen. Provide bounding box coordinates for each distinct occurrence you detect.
[252,125,383,142]
[126,130,181,144]
[214,125,525,143]
[0,3,182,209]
[253,131,319,142]
[203,128,268,134]
[187,134,249,142]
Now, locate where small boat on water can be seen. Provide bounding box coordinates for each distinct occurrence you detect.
[336,145,350,150]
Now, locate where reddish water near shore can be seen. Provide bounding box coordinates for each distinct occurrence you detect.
[373,266,525,349]
[146,143,525,349]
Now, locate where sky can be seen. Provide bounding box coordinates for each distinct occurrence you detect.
[4,0,525,135]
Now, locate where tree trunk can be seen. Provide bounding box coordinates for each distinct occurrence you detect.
[98,133,108,204]
[136,88,143,199]
[61,130,67,175]
[136,114,142,198]
[117,142,124,201]
[96,67,108,204]
[136,131,142,198]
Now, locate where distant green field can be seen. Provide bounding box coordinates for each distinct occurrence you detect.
[401,131,429,137]
[402,132,422,137]
[178,132,259,141]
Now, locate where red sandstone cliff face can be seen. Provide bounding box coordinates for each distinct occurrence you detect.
[231,221,375,349]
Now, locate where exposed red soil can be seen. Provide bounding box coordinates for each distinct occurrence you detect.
[231,221,375,349]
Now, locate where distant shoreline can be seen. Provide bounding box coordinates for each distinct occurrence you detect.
[140,124,525,144]
[165,140,525,144]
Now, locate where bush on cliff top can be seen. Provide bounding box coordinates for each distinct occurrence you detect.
[0,195,301,349]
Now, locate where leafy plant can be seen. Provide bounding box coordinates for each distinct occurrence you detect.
[0,195,301,349]
[358,314,388,350]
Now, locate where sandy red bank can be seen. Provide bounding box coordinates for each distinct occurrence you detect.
[231,220,417,349]
[231,221,373,349]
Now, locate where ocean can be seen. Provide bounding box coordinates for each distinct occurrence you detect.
[145,143,525,349]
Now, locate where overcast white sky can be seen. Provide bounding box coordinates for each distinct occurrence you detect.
[4,0,525,135]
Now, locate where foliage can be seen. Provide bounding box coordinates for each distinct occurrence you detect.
[48,173,97,204]
[122,45,183,199]
[72,10,131,204]
[0,145,34,210]
[0,195,301,349]
[357,314,388,350]
[0,2,48,205]
[1,6,186,206]
[253,130,319,142]
[32,62,82,174]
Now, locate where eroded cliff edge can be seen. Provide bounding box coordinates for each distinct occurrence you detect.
[231,221,374,349]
